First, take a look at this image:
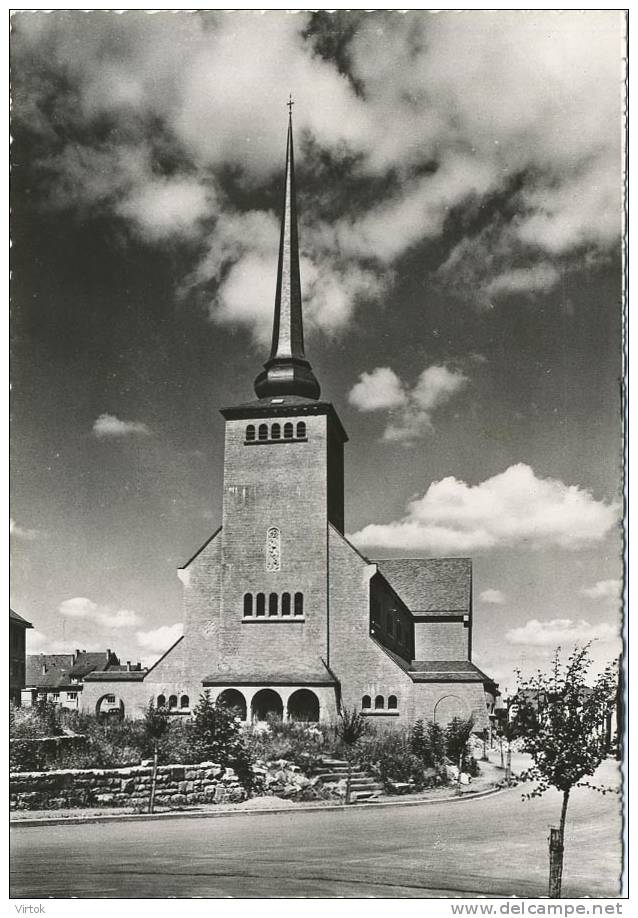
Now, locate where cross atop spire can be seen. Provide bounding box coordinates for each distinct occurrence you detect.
[254,104,321,400]
[287,93,294,116]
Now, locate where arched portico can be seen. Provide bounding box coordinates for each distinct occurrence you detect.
[217,688,248,720]
[287,689,320,722]
[251,688,284,721]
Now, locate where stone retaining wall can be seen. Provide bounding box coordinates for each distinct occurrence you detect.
[10,762,246,811]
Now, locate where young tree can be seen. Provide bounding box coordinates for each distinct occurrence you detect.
[144,699,169,814]
[191,691,253,789]
[513,646,618,898]
[335,707,368,804]
[425,720,446,765]
[410,719,429,763]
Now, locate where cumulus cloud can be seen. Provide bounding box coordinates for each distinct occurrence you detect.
[11,10,624,340]
[348,367,406,412]
[58,597,143,629]
[480,589,506,605]
[136,622,183,656]
[350,463,620,552]
[506,618,618,647]
[10,517,40,541]
[93,414,151,438]
[581,579,622,601]
[349,363,469,443]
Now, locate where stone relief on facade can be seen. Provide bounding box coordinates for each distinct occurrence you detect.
[266,526,281,571]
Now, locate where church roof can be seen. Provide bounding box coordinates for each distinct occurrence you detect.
[203,663,338,687]
[10,608,33,628]
[409,660,495,685]
[374,558,472,614]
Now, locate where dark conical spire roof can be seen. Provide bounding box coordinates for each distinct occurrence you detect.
[254,103,320,400]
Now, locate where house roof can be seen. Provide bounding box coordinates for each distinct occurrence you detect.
[373,558,472,614]
[25,654,74,688]
[10,608,33,628]
[25,650,121,689]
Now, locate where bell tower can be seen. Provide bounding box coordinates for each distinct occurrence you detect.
[216,103,347,677]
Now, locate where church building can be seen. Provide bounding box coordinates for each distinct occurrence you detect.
[83,111,497,730]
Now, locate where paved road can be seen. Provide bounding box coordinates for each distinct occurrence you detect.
[11,760,622,899]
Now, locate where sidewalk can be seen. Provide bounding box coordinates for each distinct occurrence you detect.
[11,757,511,827]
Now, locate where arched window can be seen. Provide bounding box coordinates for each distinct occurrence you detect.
[258,423,268,441]
[296,421,306,439]
[246,424,255,442]
[269,592,278,616]
[284,422,294,439]
[388,695,398,710]
[362,695,371,710]
[157,694,166,708]
[169,694,178,709]
[375,695,384,710]
[281,592,291,616]
[243,593,253,617]
[294,592,304,616]
[180,694,189,709]
[271,423,281,440]
[256,592,266,616]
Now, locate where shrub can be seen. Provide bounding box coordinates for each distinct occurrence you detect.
[244,719,332,770]
[188,692,254,790]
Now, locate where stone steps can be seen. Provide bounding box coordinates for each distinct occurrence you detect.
[313,757,383,801]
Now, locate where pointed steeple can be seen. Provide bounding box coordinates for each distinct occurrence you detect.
[254,100,321,400]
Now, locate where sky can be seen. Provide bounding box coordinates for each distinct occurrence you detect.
[10,10,625,690]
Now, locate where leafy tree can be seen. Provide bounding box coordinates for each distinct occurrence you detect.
[497,711,519,783]
[335,707,368,804]
[513,645,618,898]
[144,699,169,814]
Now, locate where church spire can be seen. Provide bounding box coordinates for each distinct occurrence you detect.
[254,99,321,400]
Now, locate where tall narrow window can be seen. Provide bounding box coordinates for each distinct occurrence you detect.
[281,592,291,615]
[296,421,306,439]
[388,695,398,710]
[266,527,281,572]
[180,694,189,709]
[169,694,178,709]
[246,424,255,442]
[375,695,384,710]
[269,592,278,616]
[362,695,371,710]
[284,422,294,439]
[256,593,266,616]
[258,423,268,441]
[271,423,281,440]
[157,694,166,708]
[294,592,304,616]
[243,593,253,617]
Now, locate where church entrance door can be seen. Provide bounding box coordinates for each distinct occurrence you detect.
[251,689,283,721]
[287,689,320,722]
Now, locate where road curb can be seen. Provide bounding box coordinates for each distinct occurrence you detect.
[10,784,507,828]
